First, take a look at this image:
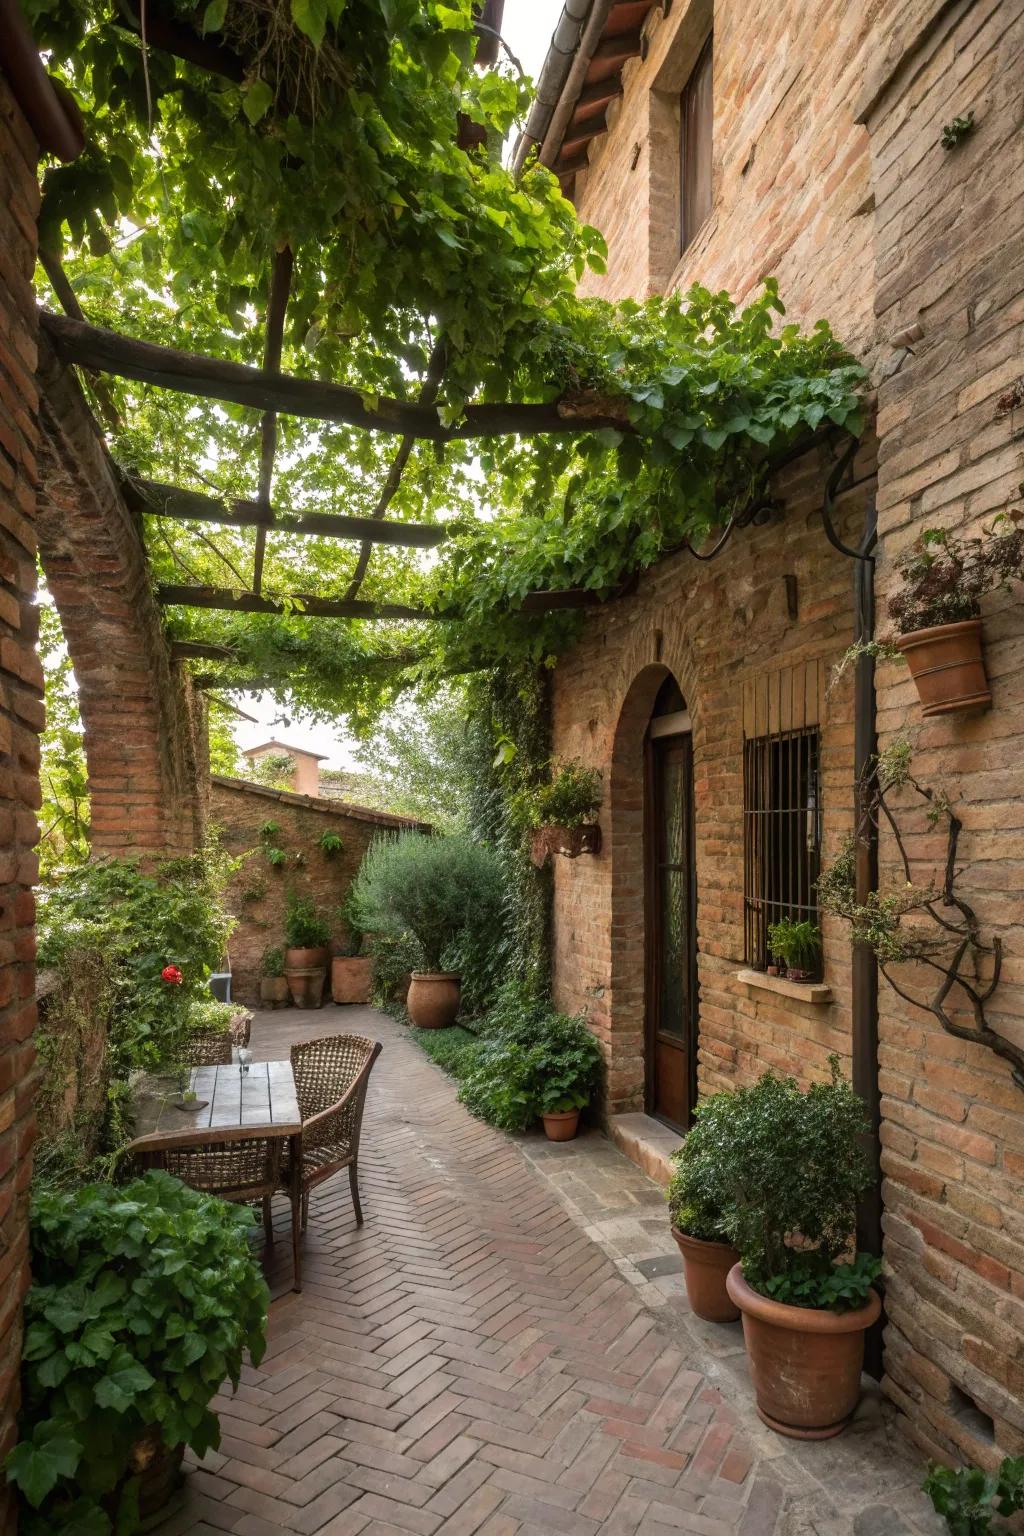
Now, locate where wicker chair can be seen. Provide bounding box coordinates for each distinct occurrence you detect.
[179,1028,233,1067]
[283,1034,382,1290]
[135,1133,295,1283]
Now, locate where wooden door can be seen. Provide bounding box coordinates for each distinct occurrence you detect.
[645,732,698,1131]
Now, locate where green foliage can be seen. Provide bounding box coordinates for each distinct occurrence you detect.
[283,892,331,949]
[261,945,285,977]
[719,1060,874,1300]
[318,831,343,856]
[5,1172,267,1534]
[37,601,89,879]
[760,1252,880,1311]
[350,832,502,972]
[518,759,602,830]
[888,516,1024,635]
[941,111,976,150]
[924,1456,1024,1535]
[353,683,481,829]
[366,929,423,1012]
[247,754,296,790]
[667,1090,745,1244]
[37,847,237,1085]
[186,997,238,1034]
[455,988,603,1130]
[32,949,116,1189]
[206,700,242,777]
[765,918,821,971]
[410,1024,483,1079]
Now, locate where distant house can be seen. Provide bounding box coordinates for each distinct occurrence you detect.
[242,739,327,798]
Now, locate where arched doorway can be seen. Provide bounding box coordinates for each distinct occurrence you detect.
[643,676,698,1130]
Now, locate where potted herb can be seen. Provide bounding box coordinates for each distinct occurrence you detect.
[888,517,1023,716]
[283,894,330,1008]
[667,1092,742,1323]
[524,759,603,868]
[765,918,822,981]
[259,945,289,1008]
[722,1062,881,1439]
[349,833,501,1028]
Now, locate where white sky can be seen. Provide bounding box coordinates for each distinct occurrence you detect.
[233,0,567,767]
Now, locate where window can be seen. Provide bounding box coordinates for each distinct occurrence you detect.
[680,33,713,253]
[743,728,821,972]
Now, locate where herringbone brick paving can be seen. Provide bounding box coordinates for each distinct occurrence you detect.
[154,1008,941,1536]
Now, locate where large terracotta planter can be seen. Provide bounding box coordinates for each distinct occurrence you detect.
[542,1109,580,1141]
[284,966,326,1009]
[529,823,601,869]
[407,971,460,1028]
[726,1264,881,1439]
[671,1229,741,1323]
[259,976,290,1008]
[332,955,373,1005]
[895,618,991,716]
[128,1431,184,1523]
[285,945,329,971]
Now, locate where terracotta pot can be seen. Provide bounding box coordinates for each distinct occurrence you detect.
[284,966,326,1009]
[332,955,373,1005]
[671,1229,741,1322]
[407,971,460,1028]
[127,1431,184,1523]
[895,618,991,717]
[726,1264,881,1439]
[259,975,290,1007]
[529,823,602,869]
[542,1109,580,1141]
[286,945,329,970]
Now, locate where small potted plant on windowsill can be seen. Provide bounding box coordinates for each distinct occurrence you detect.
[259,946,290,1008]
[667,1092,742,1322]
[524,759,603,869]
[723,1061,882,1439]
[765,918,822,982]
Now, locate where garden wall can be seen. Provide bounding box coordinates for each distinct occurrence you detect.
[0,73,43,1536]
[210,776,428,1005]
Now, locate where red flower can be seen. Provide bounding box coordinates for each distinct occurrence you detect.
[161,964,183,985]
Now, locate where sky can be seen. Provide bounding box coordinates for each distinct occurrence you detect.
[233,0,568,767]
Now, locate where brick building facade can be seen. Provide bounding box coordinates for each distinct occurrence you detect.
[532,0,1024,1469]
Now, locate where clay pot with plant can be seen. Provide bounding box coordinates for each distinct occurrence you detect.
[283,893,331,970]
[722,1061,881,1439]
[259,946,289,1007]
[667,1093,743,1323]
[529,1014,603,1142]
[765,918,822,982]
[524,760,603,869]
[348,832,502,1029]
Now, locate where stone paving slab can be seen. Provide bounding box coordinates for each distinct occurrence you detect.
[153,1007,943,1536]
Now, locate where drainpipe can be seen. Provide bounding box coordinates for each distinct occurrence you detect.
[512,0,614,175]
[820,439,883,1380]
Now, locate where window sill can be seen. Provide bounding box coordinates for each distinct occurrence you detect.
[735,969,833,1005]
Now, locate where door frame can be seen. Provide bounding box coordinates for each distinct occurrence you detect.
[643,724,699,1131]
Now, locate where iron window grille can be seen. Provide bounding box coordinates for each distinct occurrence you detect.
[743,727,821,972]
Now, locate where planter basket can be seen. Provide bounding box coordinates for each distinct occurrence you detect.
[895,618,991,717]
[530,823,601,869]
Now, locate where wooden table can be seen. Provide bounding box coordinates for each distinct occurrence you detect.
[128,1059,301,1152]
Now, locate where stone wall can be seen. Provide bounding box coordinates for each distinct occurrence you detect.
[210,776,428,1006]
[858,0,1024,1470]
[36,355,207,859]
[0,74,42,1535]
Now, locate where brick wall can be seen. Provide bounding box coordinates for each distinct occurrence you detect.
[210,776,428,1006]
[0,75,42,1536]
[859,0,1024,1469]
[35,354,207,859]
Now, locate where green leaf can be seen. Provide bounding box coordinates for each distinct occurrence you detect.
[290,0,329,47]
[93,1359,155,1413]
[242,79,274,126]
[202,0,228,32]
[6,1433,81,1508]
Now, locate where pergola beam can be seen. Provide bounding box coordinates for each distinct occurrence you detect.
[157,584,437,621]
[40,311,630,441]
[128,477,448,548]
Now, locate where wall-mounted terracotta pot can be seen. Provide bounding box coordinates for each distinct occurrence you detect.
[671,1230,741,1322]
[542,1109,580,1141]
[529,824,602,869]
[284,966,326,1009]
[726,1264,881,1439]
[331,955,373,1005]
[895,618,991,717]
[407,971,460,1028]
[259,976,290,1008]
[285,945,329,971]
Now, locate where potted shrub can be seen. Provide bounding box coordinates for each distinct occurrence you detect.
[528,1012,604,1141]
[524,760,603,868]
[667,1092,742,1323]
[283,893,331,968]
[765,918,822,981]
[455,994,603,1140]
[259,945,289,1007]
[5,1172,267,1534]
[349,833,501,1028]
[887,518,1023,716]
[722,1061,881,1439]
